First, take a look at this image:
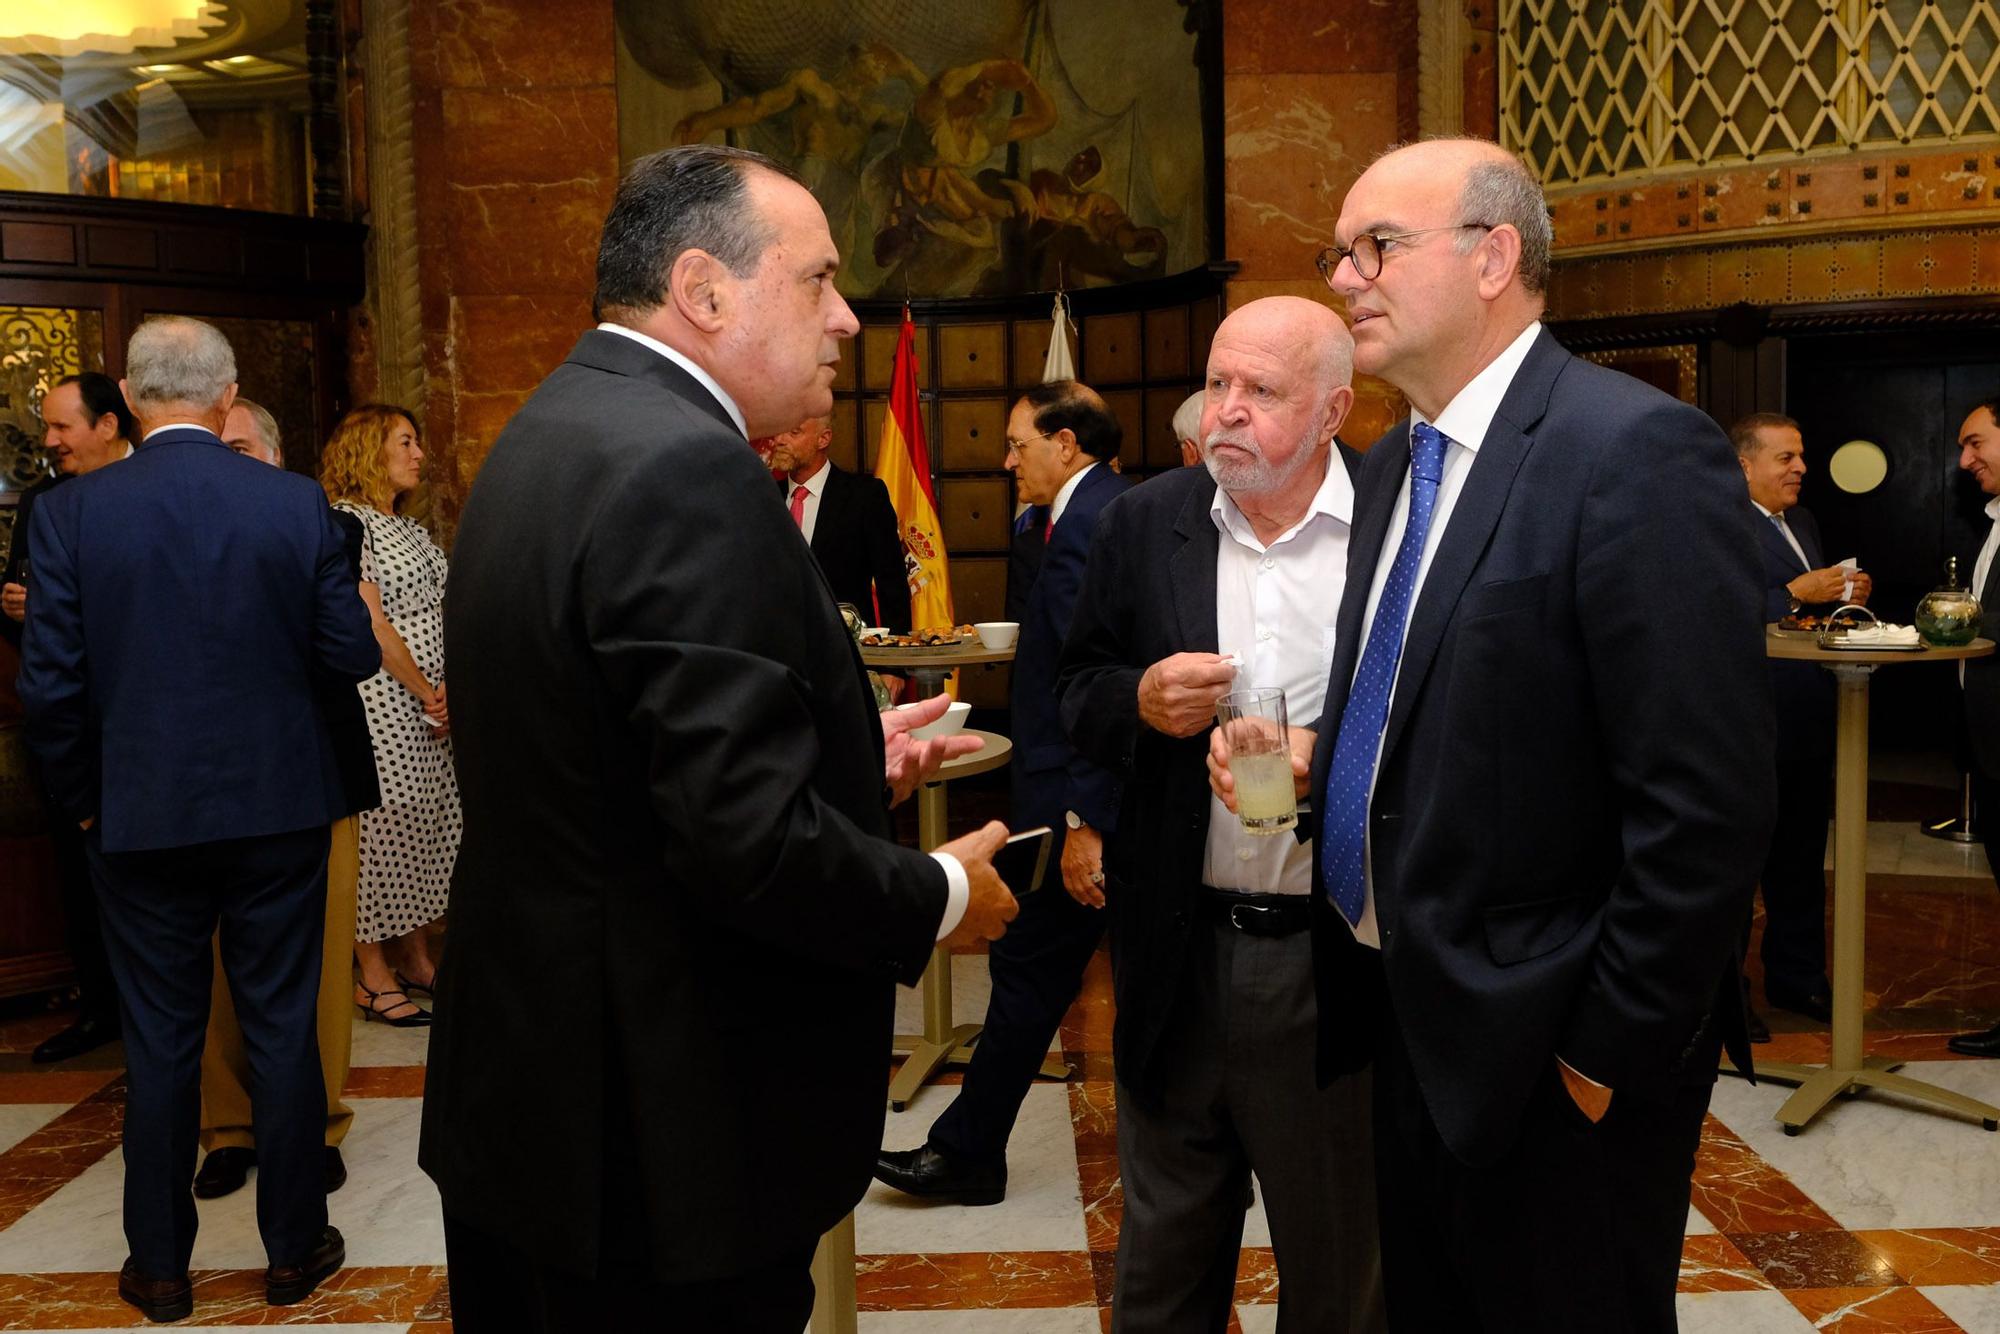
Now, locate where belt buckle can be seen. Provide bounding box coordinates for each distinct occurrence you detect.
[1229,903,1263,932]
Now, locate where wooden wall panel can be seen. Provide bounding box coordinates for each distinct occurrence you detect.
[937,323,1007,389]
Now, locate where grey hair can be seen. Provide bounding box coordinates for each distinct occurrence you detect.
[1453,151,1553,294]
[234,396,283,467]
[1171,390,1205,444]
[125,317,236,410]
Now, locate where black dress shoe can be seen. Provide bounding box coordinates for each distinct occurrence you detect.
[873,1143,1007,1206]
[324,1146,347,1194]
[192,1146,255,1200]
[32,1015,120,1064]
[1746,1004,1771,1044]
[1948,1023,2000,1058]
[266,1224,344,1305]
[118,1258,193,1322]
[1767,983,1833,1024]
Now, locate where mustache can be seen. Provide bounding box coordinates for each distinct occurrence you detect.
[1205,427,1261,453]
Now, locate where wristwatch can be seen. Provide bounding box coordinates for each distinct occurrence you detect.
[1064,810,1086,830]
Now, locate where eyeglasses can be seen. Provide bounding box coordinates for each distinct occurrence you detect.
[1004,431,1055,456]
[1315,223,1496,285]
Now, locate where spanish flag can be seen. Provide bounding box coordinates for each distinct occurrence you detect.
[873,307,955,679]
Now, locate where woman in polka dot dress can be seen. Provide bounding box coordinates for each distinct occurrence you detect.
[320,405,461,1026]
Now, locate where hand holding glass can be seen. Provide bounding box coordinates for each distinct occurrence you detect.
[1215,688,1297,835]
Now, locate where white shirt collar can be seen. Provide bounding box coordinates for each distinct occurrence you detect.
[1413,320,1544,453]
[1751,500,1780,520]
[790,462,833,498]
[1987,496,2000,523]
[1209,445,1354,550]
[1049,461,1099,528]
[596,322,748,439]
[140,424,204,442]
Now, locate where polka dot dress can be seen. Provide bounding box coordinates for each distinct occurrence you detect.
[336,502,462,944]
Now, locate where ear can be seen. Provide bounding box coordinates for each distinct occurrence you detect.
[669,250,728,334]
[1319,384,1356,446]
[1738,453,1753,482]
[1057,428,1080,461]
[118,379,136,417]
[1475,224,1524,302]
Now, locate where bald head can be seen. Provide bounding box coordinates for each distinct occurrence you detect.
[1201,296,1354,504]
[1366,139,1552,294]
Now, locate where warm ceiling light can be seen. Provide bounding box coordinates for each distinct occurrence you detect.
[0,2,225,59]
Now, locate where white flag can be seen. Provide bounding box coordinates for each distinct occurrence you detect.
[1042,291,1076,382]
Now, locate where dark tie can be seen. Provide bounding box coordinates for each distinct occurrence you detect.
[1320,421,1451,927]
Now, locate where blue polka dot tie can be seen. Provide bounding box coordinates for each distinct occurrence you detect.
[1321,421,1451,926]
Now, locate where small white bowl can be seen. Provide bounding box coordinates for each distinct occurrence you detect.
[900,699,972,739]
[974,621,1020,650]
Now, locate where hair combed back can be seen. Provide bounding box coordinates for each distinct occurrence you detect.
[1023,380,1122,462]
[1455,154,1553,294]
[125,317,236,410]
[321,403,418,513]
[55,371,136,442]
[1172,390,1206,444]
[235,397,284,467]
[594,144,800,319]
[1729,411,1801,457]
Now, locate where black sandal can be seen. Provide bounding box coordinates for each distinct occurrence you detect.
[355,985,431,1027]
[395,969,435,998]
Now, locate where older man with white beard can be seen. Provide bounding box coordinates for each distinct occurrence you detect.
[1057,295,1384,1332]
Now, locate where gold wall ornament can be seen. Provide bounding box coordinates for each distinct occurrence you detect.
[1504,0,2000,187]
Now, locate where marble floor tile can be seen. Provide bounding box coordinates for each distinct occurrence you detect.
[860,1084,1086,1254]
[1728,1230,1903,1289]
[0,1098,442,1272]
[1785,1284,1968,1331]
[1707,1061,2000,1230]
[0,1104,68,1157]
[346,1012,435,1069]
[856,1252,1095,1311]
[1680,1234,1772,1293]
[1689,1202,1717,1235]
[9,1327,410,1333]
[1857,1228,2000,1285]
[1894,827,1994,881]
[1675,1288,1819,1333]
[1922,1282,2000,1331]
[1235,1306,1277,1333]
[857,1311,1102,1332]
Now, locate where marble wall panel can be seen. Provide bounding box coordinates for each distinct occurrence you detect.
[1223,73,1400,282]
[1699,167,1792,234]
[414,0,616,90]
[451,294,593,399]
[441,86,620,189]
[1223,0,1413,75]
[444,178,614,299]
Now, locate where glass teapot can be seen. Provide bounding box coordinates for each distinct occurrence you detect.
[1915,557,1982,647]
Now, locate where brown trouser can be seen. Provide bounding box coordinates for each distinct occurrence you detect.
[199,815,358,1150]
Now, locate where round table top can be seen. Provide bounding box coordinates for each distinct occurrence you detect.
[1765,629,1995,665]
[932,729,1011,781]
[861,641,1018,669]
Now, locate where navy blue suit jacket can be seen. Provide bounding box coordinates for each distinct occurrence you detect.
[1757,503,1836,756]
[1306,329,1775,1164]
[1011,462,1128,850]
[18,426,378,852]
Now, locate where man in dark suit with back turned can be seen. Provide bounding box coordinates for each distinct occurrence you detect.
[875,379,1128,1205]
[3,372,135,1067]
[768,415,913,632]
[1734,411,1871,1033]
[1062,298,1384,1332]
[1950,396,2000,1057]
[420,144,1018,1333]
[1244,139,1773,1332]
[20,316,377,1322]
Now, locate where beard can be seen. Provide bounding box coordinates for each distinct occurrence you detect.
[1203,419,1323,496]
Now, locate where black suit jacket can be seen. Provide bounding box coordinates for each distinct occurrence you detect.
[1013,463,1128,850]
[1306,329,1775,1166]
[0,474,58,651]
[1756,503,1836,759]
[1964,528,2000,775]
[783,464,912,632]
[419,329,948,1282]
[1059,448,1361,1104]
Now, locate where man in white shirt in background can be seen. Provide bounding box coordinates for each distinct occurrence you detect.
[1951,396,2000,1057]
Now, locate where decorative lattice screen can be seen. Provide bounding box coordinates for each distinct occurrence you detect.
[1503,0,2000,185]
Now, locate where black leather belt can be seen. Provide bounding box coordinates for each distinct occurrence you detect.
[1200,888,1310,937]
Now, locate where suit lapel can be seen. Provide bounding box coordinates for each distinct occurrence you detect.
[1312,430,1406,789]
[809,467,848,556]
[1169,473,1221,653]
[1375,335,1556,768]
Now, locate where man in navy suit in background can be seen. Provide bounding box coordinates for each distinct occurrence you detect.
[1734,412,1869,1032]
[875,380,1128,1203]
[19,317,379,1323]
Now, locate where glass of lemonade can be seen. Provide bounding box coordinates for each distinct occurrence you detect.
[1216,687,1297,835]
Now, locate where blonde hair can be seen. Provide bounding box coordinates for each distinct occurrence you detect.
[320,403,418,513]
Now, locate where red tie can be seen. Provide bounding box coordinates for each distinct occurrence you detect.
[1043,516,1054,543]
[790,484,809,530]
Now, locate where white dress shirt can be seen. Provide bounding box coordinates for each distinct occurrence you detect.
[596,322,749,440]
[786,463,832,544]
[598,322,967,937]
[1345,321,1543,947]
[1204,448,1354,894]
[1049,461,1099,530]
[1964,496,2000,688]
[1752,501,1810,572]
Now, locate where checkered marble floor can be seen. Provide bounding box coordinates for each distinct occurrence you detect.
[0,820,1996,1331]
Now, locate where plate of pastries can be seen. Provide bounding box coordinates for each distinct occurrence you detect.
[859,625,980,649]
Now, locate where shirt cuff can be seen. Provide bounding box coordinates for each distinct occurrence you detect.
[929,852,969,941]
